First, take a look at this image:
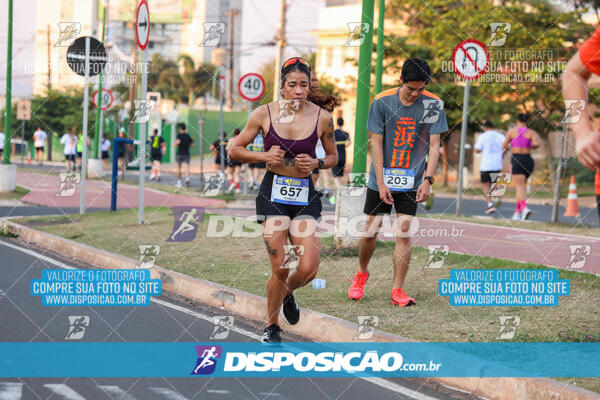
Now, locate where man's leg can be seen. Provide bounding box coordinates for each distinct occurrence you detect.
[392,216,413,290]
[177,162,182,181]
[483,181,491,204]
[358,214,383,273]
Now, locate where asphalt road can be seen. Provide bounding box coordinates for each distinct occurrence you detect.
[0,237,481,400]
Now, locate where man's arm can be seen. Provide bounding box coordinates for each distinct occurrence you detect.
[562,50,600,169]
[416,133,441,203]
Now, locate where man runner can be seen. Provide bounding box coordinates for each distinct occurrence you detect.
[149,128,166,181]
[175,123,194,188]
[348,58,447,306]
[474,120,505,214]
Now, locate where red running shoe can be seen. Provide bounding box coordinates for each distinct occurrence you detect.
[348,271,369,300]
[391,288,416,307]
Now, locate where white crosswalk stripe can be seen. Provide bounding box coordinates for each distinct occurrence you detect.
[43,384,85,399]
[149,387,189,399]
[0,383,23,400]
[97,385,138,399]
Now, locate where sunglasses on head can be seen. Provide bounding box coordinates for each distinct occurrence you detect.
[282,57,311,71]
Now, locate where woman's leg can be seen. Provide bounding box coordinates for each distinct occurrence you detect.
[262,216,291,326]
[286,218,320,294]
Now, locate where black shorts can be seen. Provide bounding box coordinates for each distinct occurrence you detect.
[77,151,82,158]
[480,170,501,183]
[101,151,109,160]
[64,154,75,161]
[363,187,418,216]
[249,162,266,169]
[176,154,190,164]
[332,160,346,177]
[256,171,322,223]
[35,146,44,152]
[150,152,162,162]
[227,160,242,167]
[511,154,534,178]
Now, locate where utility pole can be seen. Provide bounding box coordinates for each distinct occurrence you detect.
[272,0,287,102]
[46,24,53,161]
[93,5,107,159]
[374,0,384,95]
[3,0,13,165]
[226,8,239,110]
[352,0,374,175]
[47,24,52,93]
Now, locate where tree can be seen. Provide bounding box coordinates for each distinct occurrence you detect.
[386,0,595,180]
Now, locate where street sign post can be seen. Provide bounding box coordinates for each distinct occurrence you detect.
[92,89,113,111]
[452,39,489,216]
[66,36,107,214]
[136,0,150,225]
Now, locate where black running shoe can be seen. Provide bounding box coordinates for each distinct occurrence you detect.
[262,324,282,343]
[280,293,300,325]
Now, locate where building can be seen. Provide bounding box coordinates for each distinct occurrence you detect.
[31,0,242,97]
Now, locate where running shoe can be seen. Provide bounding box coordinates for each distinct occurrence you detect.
[262,324,282,343]
[348,271,369,300]
[185,179,190,188]
[149,175,155,181]
[521,207,532,220]
[390,288,416,307]
[280,293,300,325]
[175,180,183,189]
[157,175,161,182]
[511,211,522,220]
[227,182,235,193]
[485,206,496,214]
[329,195,336,205]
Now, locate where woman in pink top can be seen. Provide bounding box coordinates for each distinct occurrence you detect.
[502,114,540,220]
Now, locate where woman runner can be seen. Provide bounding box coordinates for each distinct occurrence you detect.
[502,113,540,220]
[229,57,339,343]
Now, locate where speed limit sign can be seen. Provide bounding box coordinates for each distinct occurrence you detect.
[92,89,113,111]
[238,73,265,102]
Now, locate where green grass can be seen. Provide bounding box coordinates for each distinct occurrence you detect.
[0,185,30,201]
[18,207,600,344]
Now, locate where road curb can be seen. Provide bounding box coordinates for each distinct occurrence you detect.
[2,219,598,400]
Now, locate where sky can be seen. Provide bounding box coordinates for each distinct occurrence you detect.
[0,0,324,98]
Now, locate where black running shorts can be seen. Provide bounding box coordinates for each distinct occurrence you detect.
[256,171,322,223]
[363,187,418,216]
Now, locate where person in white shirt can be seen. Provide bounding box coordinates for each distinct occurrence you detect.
[101,135,111,169]
[33,127,48,165]
[60,128,77,172]
[474,120,506,214]
[0,131,5,157]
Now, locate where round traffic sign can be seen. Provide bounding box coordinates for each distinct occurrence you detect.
[136,0,150,50]
[66,36,107,77]
[92,89,114,111]
[452,39,489,80]
[238,73,265,102]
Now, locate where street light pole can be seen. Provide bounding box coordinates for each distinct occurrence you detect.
[3,0,13,165]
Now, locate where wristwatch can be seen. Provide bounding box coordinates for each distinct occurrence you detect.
[318,159,324,170]
[424,176,435,185]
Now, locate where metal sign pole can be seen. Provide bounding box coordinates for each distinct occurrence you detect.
[456,80,471,216]
[219,69,225,178]
[138,48,148,225]
[551,123,568,223]
[20,120,24,165]
[80,37,90,215]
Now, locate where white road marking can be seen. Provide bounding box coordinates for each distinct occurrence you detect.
[206,389,230,394]
[97,385,138,399]
[149,387,189,400]
[1,240,449,400]
[43,384,85,400]
[0,382,23,400]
